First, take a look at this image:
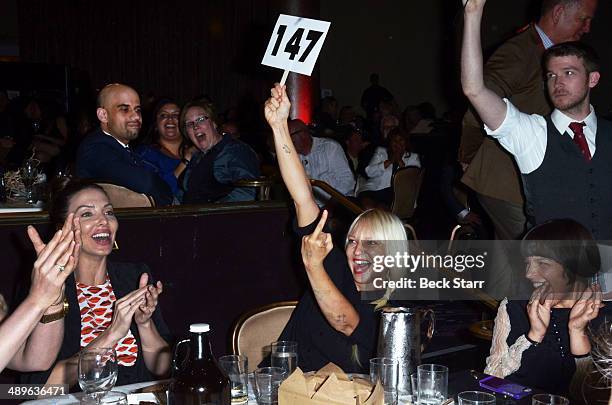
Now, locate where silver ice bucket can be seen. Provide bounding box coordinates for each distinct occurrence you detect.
[376,306,435,397]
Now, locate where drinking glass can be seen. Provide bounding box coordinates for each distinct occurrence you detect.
[370,357,399,405]
[369,357,399,405]
[99,391,128,404]
[219,355,249,404]
[78,347,118,404]
[416,364,448,405]
[409,373,418,404]
[253,367,286,405]
[19,159,39,204]
[270,341,298,375]
[532,394,569,405]
[457,391,496,405]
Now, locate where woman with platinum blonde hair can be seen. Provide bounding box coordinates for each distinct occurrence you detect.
[264,84,409,373]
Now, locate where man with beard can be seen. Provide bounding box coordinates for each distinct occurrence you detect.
[461,0,612,241]
[76,84,173,206]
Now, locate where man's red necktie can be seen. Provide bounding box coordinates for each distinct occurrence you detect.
[568,121,591,161]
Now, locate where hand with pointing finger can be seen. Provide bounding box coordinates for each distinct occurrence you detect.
[301,210,333,271]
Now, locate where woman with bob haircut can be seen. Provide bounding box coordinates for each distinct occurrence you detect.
[485,218,607,397]
[21,179,171,389]
[264,83,408,373]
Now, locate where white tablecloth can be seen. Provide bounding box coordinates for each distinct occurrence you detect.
[21,381,162,404]
[21,379,259,404]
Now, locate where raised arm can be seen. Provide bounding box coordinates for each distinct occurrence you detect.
[300,211,359,335]
[264,84,319,226]
[461,0,507,131]
[6,214,80,372]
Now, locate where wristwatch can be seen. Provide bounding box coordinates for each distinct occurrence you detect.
[40,298,69,324]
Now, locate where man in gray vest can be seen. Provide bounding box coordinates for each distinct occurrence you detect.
[461,0,612,242]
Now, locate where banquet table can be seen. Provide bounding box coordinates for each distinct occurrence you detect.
[21,370,543,405]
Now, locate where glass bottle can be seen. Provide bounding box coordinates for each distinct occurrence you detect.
[168,323,230,405]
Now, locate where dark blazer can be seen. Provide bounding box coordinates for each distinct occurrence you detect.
[21,262,172,389]
[76,129,173,206]
[459,24,553,204]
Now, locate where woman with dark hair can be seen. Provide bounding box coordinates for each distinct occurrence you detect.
[136,99,189,197]
[485,218,607,397]
[179,99,260,203]
[22,179,171,389]
[357,127,420,209]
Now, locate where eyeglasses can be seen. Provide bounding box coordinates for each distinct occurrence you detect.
[184,116,209,130]
[159,113,179,121]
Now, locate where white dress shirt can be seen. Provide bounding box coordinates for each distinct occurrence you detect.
[358,146,421,193]
[300,136,356,198]
[485,99,597,174]
[103,130,129,149]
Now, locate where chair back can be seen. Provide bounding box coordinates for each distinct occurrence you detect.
[390,167,424,220]
[96,183,155,208]
[231,301,298,372]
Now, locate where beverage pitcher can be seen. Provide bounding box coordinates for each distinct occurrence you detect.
[376,306,435,398]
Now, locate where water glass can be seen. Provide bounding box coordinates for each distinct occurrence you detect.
[99,391,128,404]
[369,357,399,405]
[458,391,496,405]
[78,347,118,404]
[409,373,418,404]
[253,367,287,405]
[270,341,298,375]
[417,364,448,405]
[532,394,569,405]
[219,355,249,404]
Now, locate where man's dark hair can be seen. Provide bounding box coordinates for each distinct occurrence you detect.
[541,0,580,16]
[521,218,601,285]
[543,41,600,73]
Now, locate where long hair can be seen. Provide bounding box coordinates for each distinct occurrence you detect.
[344,209,408,366]
[345,209,409,309]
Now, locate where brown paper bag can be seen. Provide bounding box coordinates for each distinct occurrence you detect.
[279,363,383,405]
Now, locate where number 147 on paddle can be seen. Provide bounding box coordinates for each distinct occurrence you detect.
[261,14,331,85]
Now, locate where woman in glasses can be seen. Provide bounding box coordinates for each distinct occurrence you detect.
[178,100,260,203]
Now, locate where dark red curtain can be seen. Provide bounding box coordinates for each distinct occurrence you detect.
[17,0,311,114]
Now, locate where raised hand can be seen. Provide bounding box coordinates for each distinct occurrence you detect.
[569,284,603,333]
[27,213,81,309]
[301,210,333,270]
[134,273,163,326]
[264,83,291,127]
[526,283,554,343]
[106,286,148,342]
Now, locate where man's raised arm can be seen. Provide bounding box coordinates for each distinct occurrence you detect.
[460,0,507,131]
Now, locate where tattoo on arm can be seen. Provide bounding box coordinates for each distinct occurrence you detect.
[282,144,291,154]
[335,314,347,326]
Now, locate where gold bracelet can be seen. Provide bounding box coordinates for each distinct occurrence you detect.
[40,298,69,324]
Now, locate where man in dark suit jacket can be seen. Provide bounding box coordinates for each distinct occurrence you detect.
[76,84,173,206]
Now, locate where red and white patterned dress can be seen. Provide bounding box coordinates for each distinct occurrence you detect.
[76,277,138,366]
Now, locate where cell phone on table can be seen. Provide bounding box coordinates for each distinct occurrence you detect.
[479,376,532,400]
